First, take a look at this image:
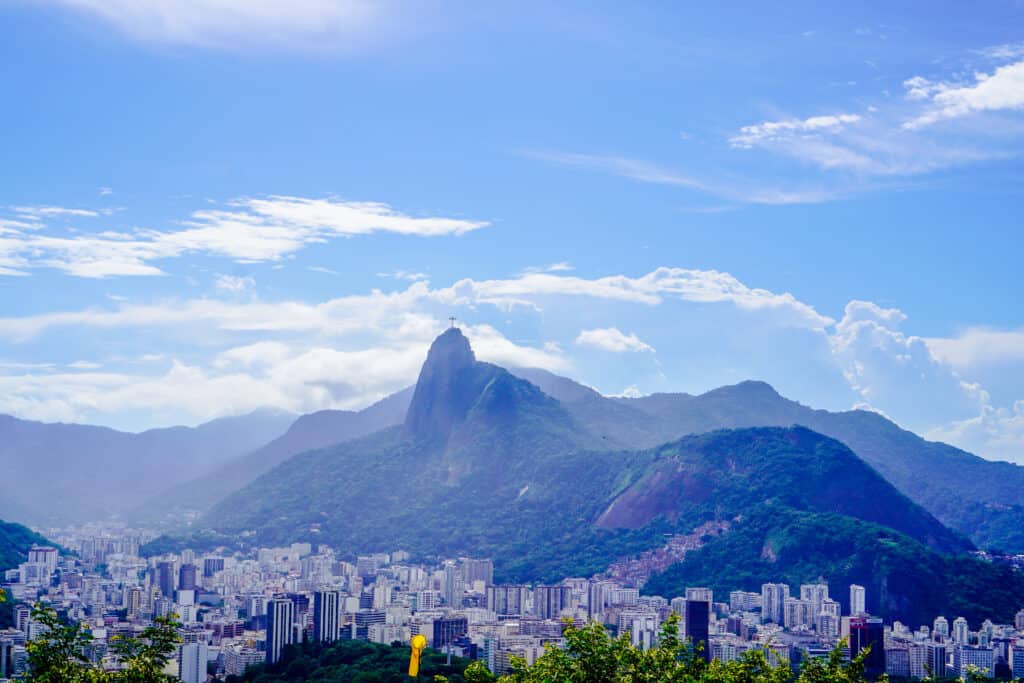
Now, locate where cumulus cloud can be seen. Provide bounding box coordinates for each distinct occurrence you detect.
[575,327,654,353]
[927,328,1024,369]
[829,300,986,425]
[0,195,487,278]
[903,59,1024,129]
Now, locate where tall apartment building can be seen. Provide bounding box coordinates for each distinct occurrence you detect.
[266,598,296,665]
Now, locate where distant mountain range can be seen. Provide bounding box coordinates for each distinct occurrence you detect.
[132,390,411,524]
[0,409,295,524]
[510,367,1024,554]
[142,329,1022,624]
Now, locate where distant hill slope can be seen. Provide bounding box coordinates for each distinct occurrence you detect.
[151,330,1009,624]
[642,506,1024,628]
[0,518,54,572]
[135,388,413,523]
[512,369,1024,553]
[0,409,295,524]
[0,519,58,628]
[596,426,968,555]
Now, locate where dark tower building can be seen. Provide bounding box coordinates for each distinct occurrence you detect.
[433,617,468,649]
[202,557,224,578]
[155,561,175,598]
[313,590,341,643]
[178,563,197,591]
[266,598,296,665]
[684,599,710,662]
[850,617,886,680]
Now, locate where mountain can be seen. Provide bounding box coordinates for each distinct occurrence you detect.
[618,381,1024,553]
[193,328,608,564]
[154,330,1011,624]
[134,387,413,523]
[508,371,1024,553]
[0,409,295,524]
[595,426,968,555]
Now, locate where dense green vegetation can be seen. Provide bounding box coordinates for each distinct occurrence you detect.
[227,638,472,683]
[24,603,180,682]
[0,519,57,628]
[0,518,53,572]
[643,506,1024,627]
[470,615,885,683]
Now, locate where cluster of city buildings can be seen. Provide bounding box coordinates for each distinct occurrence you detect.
[2,522,1023,681]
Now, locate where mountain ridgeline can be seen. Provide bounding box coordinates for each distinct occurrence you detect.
[0,409,296,525]
[158,328,1023,625]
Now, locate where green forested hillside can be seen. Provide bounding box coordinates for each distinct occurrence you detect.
[0,518,52,571]
[642,506,1024,627]
[0,519,56,628]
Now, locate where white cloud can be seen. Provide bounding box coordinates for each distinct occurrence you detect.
[522,262,574,274]
[926,401,1024,464]
[67,360,103,370]
[0,320,565,426]
[903,59,1024,129]
[927,328,1024,370]
[378,270,429,281]
[0,267,833,342]
[729,113,862,148]
[99,187,114,196]
[976,42,1024,61]
[464,324,569,372]
[524,150,844,205]
[0,195,487,278]
[215,274,256,292]
[43,0,385,51]
[11,205,99,219]
[436,268,833,329]
[576,327,654,353]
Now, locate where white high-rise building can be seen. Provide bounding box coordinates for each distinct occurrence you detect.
[800,583,828,618]
[952,617,969,645]
[849,584,866,616]
[179,642,208,683]
[761,583,790,625]
[953,645,993,677]
[783,597,812,629]
[933,616,949,641]
[27,548,58,574]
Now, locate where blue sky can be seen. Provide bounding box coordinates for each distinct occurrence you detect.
[1,1,1023,463]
